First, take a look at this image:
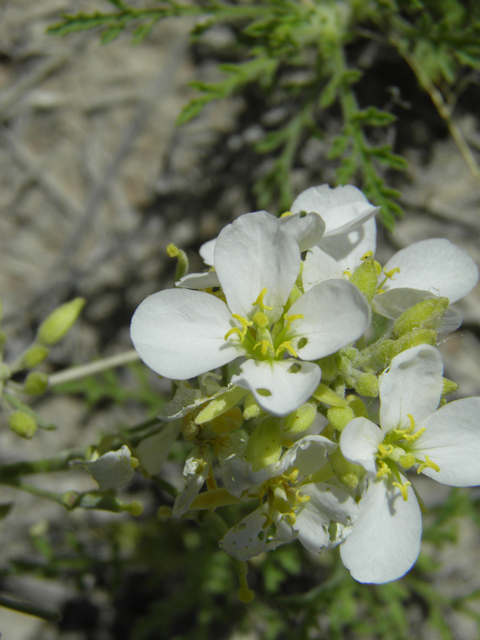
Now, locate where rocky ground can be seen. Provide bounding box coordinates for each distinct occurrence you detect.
[1,1,480,638]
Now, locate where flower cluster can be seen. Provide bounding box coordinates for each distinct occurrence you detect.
[130,184,480,585]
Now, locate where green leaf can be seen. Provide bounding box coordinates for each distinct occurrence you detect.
[351,107,397,127]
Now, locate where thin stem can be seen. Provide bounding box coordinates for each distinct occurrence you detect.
[48,349,140,386]
[0,594,61,622]
[0,449,86,479]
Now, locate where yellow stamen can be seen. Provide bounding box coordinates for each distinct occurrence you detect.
[392,480,411,501]
[224,314,253,342]
[283,313,304,330]
[252,288,273,311]
[417,455,440,474]
[376,460,390,477]
[361,251,374,260]
[275,341,298,358]
[384,266,400,280]
[253,339,272,356]
[343,270,352,278]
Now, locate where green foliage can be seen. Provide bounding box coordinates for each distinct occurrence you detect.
[47,0,480,228]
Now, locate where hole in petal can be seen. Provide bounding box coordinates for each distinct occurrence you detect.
[256,388,272,397]
[257,530,265,541]
[297,337,308,350]
[289,363,301,374]
[299,211,307,218]
[328,521,337,542]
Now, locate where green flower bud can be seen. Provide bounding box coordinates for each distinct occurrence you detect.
[37,298,86,345]
[312,383,348,407]
[0,363,11,381]
[245,418,282,472]
[330,448,364,489]
[395,328,437,353]
[393,297,449,338]
[19,344,49,369]
[243,393,265,421]
[23,371,49,395]
[195,386,248,425]
[315,355,337,382]
[350,256,379,302]
[354,372,379,397]
[284,401,317,434]
[442,377,459,396]
[8,411,37,439]
[327,405,355,432]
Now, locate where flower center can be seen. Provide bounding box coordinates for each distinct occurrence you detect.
[375,414,440,500]
[223,288,304,361]
[258,468,310,527]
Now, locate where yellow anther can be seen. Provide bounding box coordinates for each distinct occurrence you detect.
[252,288,273,311]
[402,427,425,443]
[285,467,299,482]
[283,313,304,330]
[253,311,269,328]
[224,314,252,342]
[377,443,393,459]
[166,243,179,257]
[224,327,245,342]
[376,461,391,477]
[295,492,311,504]
[275,341,298,358]
[253,340,273,356]
[392,480,411,501]
[280,211,294,218]
[286,511,297,525]
[343,270,352,278]
[361,251,374,260]
[417,455,440,474]
[384,266,401,280]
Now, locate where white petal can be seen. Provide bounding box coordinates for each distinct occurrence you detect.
[214,211,300,323]
[320,217,377,267]
[340,418,384,475]
[340,476,422,583]
[176,271,220,289]
[414,397,480,487]
[382,239,479,303]
[291,184,379,236]
[289,279,371,360]
[130,289,238,379]
[441,308,462,333]
[276,435,336,477]
[295,482,359,554]
[199,238,216,266]
[302,246,344,291]
[219,505,295,560]
[279,212,325,251]
[231,358,321,417]
[135,423,180,475]
[85,446,135,491]
[173,448,211,517]
[379,345,443,432]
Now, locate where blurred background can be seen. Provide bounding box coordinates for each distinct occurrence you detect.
[1,1,480,638]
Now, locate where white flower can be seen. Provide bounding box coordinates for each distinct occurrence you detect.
[372,238,478,323]
[131,210,370,417]
[339,344,480,583]
[219,435,359,560]
[291,184,378,292]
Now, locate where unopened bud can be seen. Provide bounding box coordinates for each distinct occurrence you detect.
[245,418,282,472]
[284,401,317,434]
[354,372,379,397]
[23,371,48,395]
[350,257,379,302]
[37,298,85,345]
[243,393,264,420]
[395,328,437,353]
[330,448,364,489]
[393,297,449,338]
[327,405,354,432]
[195,386,248,425]
[442,377,459,396]
[19,344,49,369]
[315,355,337,382]
[8,411,37,439]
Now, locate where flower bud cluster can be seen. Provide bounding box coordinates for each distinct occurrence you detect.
[131,184,480,585]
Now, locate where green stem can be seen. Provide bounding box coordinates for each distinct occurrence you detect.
[48,349,140,386]
[0,449,86,479]
[0,594,61,622]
